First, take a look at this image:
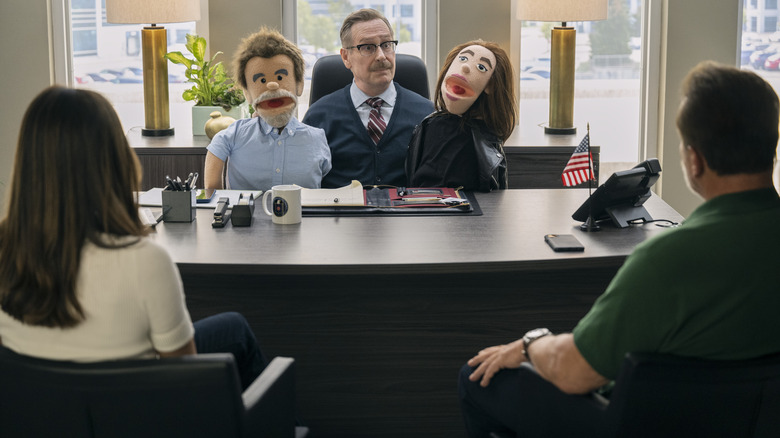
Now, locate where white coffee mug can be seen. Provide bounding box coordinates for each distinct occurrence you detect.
[262,184,302,225]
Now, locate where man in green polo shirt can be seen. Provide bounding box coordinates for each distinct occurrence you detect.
[458,61,780,437]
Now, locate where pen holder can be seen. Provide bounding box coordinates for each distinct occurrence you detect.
[231,192,255,227]
[162,189,196,223]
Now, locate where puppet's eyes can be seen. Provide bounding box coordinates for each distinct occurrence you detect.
[260,78,267,84]
[458,55,468,62]
[477,64,488,72]
[277,75,284,81]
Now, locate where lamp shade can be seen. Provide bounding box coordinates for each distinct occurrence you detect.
[516,0,608,22]
[106,0,200,24]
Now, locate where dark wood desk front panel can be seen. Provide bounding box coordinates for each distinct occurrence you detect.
[148,190,682,438]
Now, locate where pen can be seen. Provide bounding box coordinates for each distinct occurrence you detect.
[165,175,175,191]
[189,172,199,191]
[400,197,441,202]
[184,172,194,191]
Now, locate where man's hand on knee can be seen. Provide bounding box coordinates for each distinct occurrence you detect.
[466,339,526,387]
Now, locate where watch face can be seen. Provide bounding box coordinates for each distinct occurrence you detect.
[524,328,551,343]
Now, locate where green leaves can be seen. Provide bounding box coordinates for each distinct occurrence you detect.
[186,33,207,63]
[164,33,245,109]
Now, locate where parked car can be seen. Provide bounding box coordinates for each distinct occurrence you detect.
[524,68,550,79]
[742,42,770,66]
[520,71,548,81]
[85,72,118,83]
[102,68,143,83]
[749,44,779,69]
[765,53,780,70]
[75,74,94,84]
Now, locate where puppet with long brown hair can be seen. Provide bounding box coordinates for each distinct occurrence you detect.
[406,40,517,191]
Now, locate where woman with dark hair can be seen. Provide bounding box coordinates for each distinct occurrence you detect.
[0,86,265,389]
[406,40,517,191]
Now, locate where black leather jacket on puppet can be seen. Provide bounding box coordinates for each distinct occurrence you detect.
[406,113,508,192]
[405,40,516,192]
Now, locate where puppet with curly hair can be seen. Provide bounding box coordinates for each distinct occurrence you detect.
[406,40,517,191]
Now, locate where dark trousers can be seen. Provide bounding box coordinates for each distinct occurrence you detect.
[193,312,268,391]
[458,363,607,438]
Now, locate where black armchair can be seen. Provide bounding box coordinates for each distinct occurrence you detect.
[0,348,308,438]
[490,351,780,438]
[308,53,430,105]
[603,351,780,437]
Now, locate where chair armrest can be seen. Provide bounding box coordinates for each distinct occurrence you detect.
[242,356,296,438]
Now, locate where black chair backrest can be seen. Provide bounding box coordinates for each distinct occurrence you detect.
[0,348,295,438]
[606,352,780,437]
[308,53,430,105]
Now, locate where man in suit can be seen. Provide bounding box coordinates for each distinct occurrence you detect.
[303,8,434,188]
[458,61,780,437]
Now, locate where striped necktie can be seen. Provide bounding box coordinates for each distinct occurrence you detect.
[366,97,386,145]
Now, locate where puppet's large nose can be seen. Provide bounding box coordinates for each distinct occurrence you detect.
[461,64,471,74]
[267,81,279,91]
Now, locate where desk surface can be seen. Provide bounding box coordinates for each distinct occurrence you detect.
[152,189,684,438]
[150,189,683,275]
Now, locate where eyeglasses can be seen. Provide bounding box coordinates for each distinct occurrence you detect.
[345,40,398,57]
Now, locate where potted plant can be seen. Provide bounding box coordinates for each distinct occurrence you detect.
[165,33,247,136]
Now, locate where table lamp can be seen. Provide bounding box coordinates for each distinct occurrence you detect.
[106,0,200,137]
[517,0,608,135]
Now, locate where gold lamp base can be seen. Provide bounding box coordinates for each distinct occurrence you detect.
[141,25,174,137]
[546,25,577,135]
[544,124,577,135]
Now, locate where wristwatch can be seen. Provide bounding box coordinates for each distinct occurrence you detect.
[522,328,552,363]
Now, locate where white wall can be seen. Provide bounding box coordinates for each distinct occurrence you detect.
[0,0,56,216]
[654,0,741,216]
[0,0,746,218]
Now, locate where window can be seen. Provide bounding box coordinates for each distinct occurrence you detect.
[766,16,779,31]
[740,0,780,190]
[295,0,423,115]
[71,0,97,57]
[68,0,196,132]
[519,0,644,172]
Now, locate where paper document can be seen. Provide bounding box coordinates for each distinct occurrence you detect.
[301,180,365,206]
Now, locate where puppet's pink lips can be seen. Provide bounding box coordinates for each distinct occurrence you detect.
[258,97,294,110]
[444,75,474,99]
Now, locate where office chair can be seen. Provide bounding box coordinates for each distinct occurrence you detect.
[308,53,430,105]
[490,351,780,438]
[0,348,309,438]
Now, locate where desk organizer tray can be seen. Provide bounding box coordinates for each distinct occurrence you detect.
[303,187,481,217]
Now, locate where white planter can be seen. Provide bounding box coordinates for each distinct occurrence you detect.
[192,105,244,136]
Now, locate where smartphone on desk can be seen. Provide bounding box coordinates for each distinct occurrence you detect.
[196,188,216,203]
[544,234,585,252]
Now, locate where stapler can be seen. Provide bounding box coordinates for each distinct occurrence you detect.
[211,197,231,228]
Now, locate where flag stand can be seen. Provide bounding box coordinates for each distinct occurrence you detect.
[579,123,600,232]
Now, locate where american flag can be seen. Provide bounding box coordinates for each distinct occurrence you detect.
[561,133,595,187]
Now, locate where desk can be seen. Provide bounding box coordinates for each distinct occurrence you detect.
[149,189,682,438]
